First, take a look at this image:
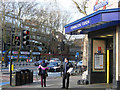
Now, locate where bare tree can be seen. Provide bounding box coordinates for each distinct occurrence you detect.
[72,0,88,66]
[72,0,88,16]
[1,1,39,62]
[1,0,71,61]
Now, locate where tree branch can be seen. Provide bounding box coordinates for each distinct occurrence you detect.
[72,0,87,16]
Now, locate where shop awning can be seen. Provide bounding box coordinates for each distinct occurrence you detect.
[64,8,120,34]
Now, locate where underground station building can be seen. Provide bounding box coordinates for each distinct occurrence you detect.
[65,0,120,89]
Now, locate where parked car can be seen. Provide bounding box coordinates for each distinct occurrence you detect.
[47,62,61,72]
[34,60,49,66]
[50,58,60,62]
[50,58,61,65]
[77,61,83,67]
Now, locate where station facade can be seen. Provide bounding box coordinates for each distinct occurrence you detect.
[65,0,120,88]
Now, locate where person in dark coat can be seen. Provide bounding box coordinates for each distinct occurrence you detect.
[61,58,73,89]
[38,60,48,87]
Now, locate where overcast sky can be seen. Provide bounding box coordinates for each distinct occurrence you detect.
[7,0,85,40]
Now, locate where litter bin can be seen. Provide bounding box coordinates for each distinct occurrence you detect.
[16,70,21,86]
[29,70,33,83]
[11,70,21,86]
[21,69,32,84]
[20,69,26,85]
[25,69,30,84]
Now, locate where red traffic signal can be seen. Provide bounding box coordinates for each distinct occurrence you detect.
[23,30,29,35]
[22,30,30,46]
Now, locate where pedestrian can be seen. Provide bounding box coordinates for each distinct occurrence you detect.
[38,60,48,87]
[61,58,73,89]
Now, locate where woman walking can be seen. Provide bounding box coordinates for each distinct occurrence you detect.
[38,60,48,87]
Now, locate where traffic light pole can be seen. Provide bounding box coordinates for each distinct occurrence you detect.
[60,41,63,77]
[10,29,13,86]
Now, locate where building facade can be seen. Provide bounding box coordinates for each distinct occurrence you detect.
[65,0,120,89]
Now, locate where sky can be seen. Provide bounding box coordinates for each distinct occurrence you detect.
[56,0,86,40]
[34,0,85,40]
[34,0,84,22]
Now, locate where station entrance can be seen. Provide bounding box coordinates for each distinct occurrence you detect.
[88,27,115,84]
[65,8,120,89]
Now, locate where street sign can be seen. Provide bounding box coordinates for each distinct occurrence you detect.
[76,52,79,57]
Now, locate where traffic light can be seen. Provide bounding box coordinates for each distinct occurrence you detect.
[61,41,64,51]
[22,30,29,46]
[15,36,20,46]
[57,42,64,51]
[57,44,61,50]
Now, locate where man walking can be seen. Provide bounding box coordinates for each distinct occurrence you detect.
[61,58,73,89]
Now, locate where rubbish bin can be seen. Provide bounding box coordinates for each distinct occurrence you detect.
[20,69,26,85]
[16,70,21,86]
[11,70,21,86]
[25,69,30,84]
[29,70,33,83]
[21,69,32,84]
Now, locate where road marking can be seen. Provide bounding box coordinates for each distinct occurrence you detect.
[0,82,10,85]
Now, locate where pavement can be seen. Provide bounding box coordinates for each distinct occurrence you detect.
[1,75,114,90]
[0,64,116,90]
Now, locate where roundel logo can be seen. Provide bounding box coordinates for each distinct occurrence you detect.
[94,0,108,11]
